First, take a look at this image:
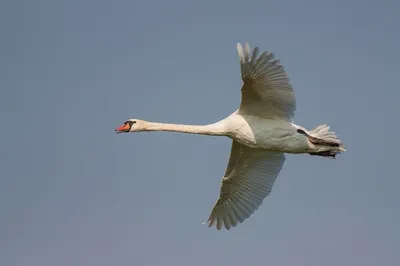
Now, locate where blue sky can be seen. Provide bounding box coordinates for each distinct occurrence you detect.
[2,0,400,265]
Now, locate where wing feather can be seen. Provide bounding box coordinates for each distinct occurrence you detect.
[207,141,286,230]
[237,42,296,120]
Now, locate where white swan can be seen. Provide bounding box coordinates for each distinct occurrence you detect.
[115,42,346,230]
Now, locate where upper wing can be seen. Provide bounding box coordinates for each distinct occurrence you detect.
[207,140,286,230]
[237,42,296,121]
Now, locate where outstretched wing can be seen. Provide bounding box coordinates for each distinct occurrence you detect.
[207,141,286,230]
[237,42,296,121]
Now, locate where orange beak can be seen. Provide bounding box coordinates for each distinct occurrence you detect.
[115,123,130,133]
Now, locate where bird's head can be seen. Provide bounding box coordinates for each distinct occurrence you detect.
[115,119,147,133]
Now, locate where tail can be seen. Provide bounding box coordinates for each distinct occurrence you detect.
[307,124,346,158]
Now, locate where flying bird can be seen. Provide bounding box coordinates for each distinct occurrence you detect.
[115,42,346,230]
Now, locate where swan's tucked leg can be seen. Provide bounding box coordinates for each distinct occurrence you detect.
[307,135,340,147]
[309,151,337,159]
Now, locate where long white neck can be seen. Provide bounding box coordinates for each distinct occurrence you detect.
[140,120,227,136]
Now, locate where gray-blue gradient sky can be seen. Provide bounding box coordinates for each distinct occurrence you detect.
[2,0,400,265]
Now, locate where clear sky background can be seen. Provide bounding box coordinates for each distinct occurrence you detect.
[2,0,400,265]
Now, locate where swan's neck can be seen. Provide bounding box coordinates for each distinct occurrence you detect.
[141,121,227,136]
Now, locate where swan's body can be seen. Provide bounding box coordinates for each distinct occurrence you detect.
[116,42,346,230]
[222,113,307,152]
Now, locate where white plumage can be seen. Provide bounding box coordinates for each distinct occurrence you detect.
[207,142,285,230]
[116,42,346,230]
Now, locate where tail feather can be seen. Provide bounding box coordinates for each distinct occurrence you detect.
[307,125,346,158]
[309,124,344,148]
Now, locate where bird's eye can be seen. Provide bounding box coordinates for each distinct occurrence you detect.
[297,129,306,135]
[125,120,137,126]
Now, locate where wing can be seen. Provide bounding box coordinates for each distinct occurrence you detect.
[237,42,296,121]
[207,140,286,230]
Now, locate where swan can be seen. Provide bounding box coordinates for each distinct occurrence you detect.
[115,42,346,230]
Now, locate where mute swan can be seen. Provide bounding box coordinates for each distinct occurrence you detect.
[115,42,346,230]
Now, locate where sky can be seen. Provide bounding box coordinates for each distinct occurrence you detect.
[2,0,400,265]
